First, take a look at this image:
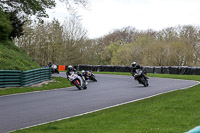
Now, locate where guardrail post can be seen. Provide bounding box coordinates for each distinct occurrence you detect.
[20,70,23,87]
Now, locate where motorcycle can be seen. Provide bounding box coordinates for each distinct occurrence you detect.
[68,71,87,90]
[82,70,97,82]
[51,64,59,74]
[133,69,149,87]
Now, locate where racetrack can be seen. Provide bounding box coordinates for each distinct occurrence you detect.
[0,73,199,133]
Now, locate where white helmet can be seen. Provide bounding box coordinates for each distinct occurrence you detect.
[68,65,73,70]
[82,70,85,73]
[131,62,136,67]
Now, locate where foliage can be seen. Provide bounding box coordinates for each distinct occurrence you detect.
[0,0,56,40]
[7,10,25,40]
[0,0,56,19]
[15,21,200,66]
[0,0,88,40]
[15,17,88,66]
[94,25,200,66]
[101,42,120,64]
[0,10,12,41]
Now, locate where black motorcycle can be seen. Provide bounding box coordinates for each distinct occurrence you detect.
[82,70,97,82]
[132,69,149,87]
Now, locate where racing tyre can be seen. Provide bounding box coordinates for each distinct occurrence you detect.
[73,80,82,90]
[83,83,87,89]
[91,75,97,82]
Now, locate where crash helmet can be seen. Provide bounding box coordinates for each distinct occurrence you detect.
[48,61,52,65]
[131,62,136,67]
[82,70,85,74]
[68,65,73,71]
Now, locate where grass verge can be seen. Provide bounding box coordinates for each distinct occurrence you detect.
[12,73,200,133]
[0,77,72,96]
[0,41,40,70]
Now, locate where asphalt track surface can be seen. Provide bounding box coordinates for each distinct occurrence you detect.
[0,73,199,133]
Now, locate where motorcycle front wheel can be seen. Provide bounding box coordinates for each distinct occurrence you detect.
[142,77,149,87]
[91,75,97,82]
[83,83,87,89]
[138,77,148,87]
[73,80,82,90]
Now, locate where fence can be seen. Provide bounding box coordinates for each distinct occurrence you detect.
[0,68,52,88]
[78,65,200,75]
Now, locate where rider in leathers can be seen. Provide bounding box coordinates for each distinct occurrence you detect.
[66,65,77,79]
[66,65,87,84]
[48,61,53,67]
[131,62,143,76]
[131,62,148,81]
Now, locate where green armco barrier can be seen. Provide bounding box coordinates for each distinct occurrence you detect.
[0,68,52,88]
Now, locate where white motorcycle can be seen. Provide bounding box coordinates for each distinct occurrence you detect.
[68,71,87,90]
[51,64,59,74]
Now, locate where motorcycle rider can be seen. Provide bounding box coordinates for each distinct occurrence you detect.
[131,62,149,86]
[48,61,59,74]
[66,65,77,79]
[82,70,92,80]
[131,62,147,79]
[48,61,53,67]
[81,70,88,80]
[66,66,87,84]
[131,62,143,75]
[82,70,97,82]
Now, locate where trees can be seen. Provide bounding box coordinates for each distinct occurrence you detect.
[0,0,89,18]
[0,0,88,40]
[0,10,12,41]
[7,10,25,40]
[101,42,120,65]
[15,17,88,66]
[0,0,56,18]
[94,25,200,67]
[14,20,200,66]
[0,0,56,40]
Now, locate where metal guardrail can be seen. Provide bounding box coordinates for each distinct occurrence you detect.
[0,68,52,88]
[78,65,200,75]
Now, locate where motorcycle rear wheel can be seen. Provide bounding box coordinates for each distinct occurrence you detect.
[143,80,149,87]
[139,77,148,87]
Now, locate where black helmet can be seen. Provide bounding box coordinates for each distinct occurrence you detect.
[131,62,136,67]
[68,65,73,71]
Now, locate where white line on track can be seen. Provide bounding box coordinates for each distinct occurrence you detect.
[0,87,74,98]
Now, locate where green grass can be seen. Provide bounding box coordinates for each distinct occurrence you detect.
[12,73,200,133]
[0,77,73,96]
[0,41,40,70]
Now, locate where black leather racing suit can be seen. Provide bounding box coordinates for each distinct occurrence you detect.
[131,65,143,76]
